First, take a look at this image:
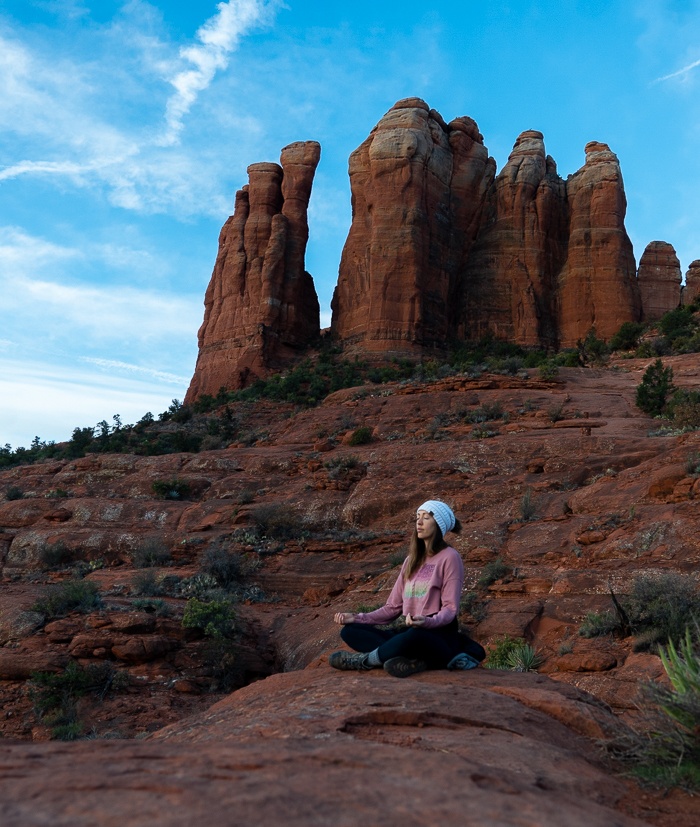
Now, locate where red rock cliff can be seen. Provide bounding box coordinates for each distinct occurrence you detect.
[331,98,494,355]
[637,241,681,321]
[185,142,321,401]
[555,141,642,346]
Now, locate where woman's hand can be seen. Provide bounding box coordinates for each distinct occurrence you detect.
[406,614,426,627]
[334,612,356,625]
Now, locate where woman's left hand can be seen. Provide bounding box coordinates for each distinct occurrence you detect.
[406,614,426,627]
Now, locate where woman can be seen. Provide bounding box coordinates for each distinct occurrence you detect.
[330,500,484,678]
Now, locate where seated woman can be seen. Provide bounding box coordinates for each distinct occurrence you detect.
[330,499,485,678]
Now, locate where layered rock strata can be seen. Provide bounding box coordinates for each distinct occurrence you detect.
[333,101,642,355]
[682,260,700,306]
[186,100,667,401]
[331,98,494,353]
[636,241,681,321]
[185,142,321,400]
[556,141,641,345]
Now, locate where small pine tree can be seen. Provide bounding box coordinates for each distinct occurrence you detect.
[636,359,674,417]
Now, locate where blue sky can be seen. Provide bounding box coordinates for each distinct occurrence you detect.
[1,0,699,449]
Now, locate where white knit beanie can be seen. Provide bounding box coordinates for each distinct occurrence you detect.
[417,500,456,536]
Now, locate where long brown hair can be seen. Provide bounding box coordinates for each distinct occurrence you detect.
[405,515,462,580]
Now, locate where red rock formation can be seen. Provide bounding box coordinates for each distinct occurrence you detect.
[331,98,494,355]
[637,241,681,321]
[332,104,642,354]
[682,259,700,305]
[185,142,321,401]
[556,142,641,346]
[460,130,568,347]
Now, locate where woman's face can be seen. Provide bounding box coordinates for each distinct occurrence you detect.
[416,510,437,541]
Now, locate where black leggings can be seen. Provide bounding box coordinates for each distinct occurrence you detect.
[340,620,465,669]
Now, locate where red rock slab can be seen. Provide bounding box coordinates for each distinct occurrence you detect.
[0,667,653,827]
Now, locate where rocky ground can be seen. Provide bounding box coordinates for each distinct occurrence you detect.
[1,355,699,824]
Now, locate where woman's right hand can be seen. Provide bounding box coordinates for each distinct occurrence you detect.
[334,612,356,625]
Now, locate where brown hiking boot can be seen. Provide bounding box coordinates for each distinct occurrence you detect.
[329,651,372,670]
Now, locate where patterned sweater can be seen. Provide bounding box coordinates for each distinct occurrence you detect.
[354,546,464,629]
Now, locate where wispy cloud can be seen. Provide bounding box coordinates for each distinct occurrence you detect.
[654,57,700,83]
[0,3,279,216]
[160,0,277,146]
[80,357,188,385]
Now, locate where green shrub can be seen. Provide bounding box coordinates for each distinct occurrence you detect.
[37,541,82,571]
[667,389,700,430]
[32,580,101,619]
[614,625,700,790]
[636,359,674,417]
[478,557,509,588]
[609,321,645,352]
[200,544,243,590]
[484,635,527,669]
[348,426,373,446]
[5,485,25,501]
[131,569,165,597]
[250,503,300,540]
[132,537,172,568]
[519,488,537,522]
[538,360,559,380]
[151,478,191,500]
[29,662,122,740]
[182,597,236,638]
[624,572,700,650]
[579,609,622,638]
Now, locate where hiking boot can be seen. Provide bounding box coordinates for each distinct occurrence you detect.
[329,650,372,671]
[383,656,428,678]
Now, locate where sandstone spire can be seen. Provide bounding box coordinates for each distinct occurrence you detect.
[557,142,641,346]
[637,241,681,321]
[185,142,321,402]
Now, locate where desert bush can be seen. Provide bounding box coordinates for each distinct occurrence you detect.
[579,573,699,649]
[519,487,537,522]
[182,597,236,639]
[538,360,559,380]
[151,478,191,500]
[611,625,700,790]
[32,580,101,619]
[666,389,700,430]
[131,537,172,568]
[200,544,244,590]
[547,402,565,423]
[30,661,125,740]
[5,485,25,500]
[609,321,645,352]
[37,541,83,571]
[459,590,487,622]
[250,503,300,540]
[131,569,165,597]
[636,359,674,417]
[624,572,700,650]
[348,425,373,446]
[484,635,527,669]
[478,557,509,588]
[686,452,700,476]
[579,609,622,638]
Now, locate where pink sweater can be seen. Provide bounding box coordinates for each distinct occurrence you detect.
[354,546,464,629]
